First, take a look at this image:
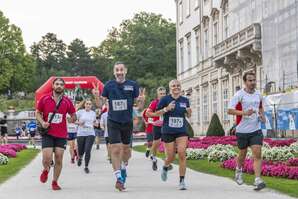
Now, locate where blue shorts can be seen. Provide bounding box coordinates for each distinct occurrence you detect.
[67,132,77,141]
[95,129,104,137]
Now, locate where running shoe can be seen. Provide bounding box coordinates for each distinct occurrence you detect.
[77,158,82,167]
[121,168,127,183]
[71,158,75,164]
[115,177,126,191]
[84,167,90,174]
[254,178,266,191]
[179,180,187,190]
[235,168,244,185]
[161,166,168,182]
[145,150,150,158]
[40,170,48,183]
[152,160,158,171]
[52,181,61,190]
[96,145,100,150]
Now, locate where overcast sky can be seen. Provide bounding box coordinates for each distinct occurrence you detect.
[0,0,176,49]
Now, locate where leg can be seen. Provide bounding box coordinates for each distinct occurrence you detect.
[164,142,176,167]
[176,136,188,178]
[111,143,122,171]
[121,144,131,165]
[4,134,8,144]
[251,145,262,178]
[237,148,248,169]
[77,136,86,158]
[53,148,64,182]
[42,148,54,171]
[84,136,95,168]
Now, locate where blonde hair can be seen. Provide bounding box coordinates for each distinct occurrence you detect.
[77,98,93,110]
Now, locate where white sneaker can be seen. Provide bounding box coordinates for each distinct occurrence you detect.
[254,178,266,191]
[179,180,187,190]
[235,168,244,185]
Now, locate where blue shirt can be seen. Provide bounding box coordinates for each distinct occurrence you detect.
[102,80,139,123]
[157,95,190,134]
[27,121,37,132]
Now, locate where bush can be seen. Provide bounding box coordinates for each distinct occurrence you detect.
[0,153,9,165]
[206,113,225,136]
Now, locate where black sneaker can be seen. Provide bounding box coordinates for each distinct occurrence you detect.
[96,145,99,150]
[77,159,82,167]
[84,167,90,174]
[152,160,158,171]
[145,150,150,158]
[168,164,173,171]
[254,180,266,191]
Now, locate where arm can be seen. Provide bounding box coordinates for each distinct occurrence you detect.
[227,93,254,116]
[36,110,49,129]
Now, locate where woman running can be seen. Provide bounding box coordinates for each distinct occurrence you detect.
[154,79,191,190]
[76,99,98,174]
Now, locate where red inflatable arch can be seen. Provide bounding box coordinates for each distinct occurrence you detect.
[35,76,104,108]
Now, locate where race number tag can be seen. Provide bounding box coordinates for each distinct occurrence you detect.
[112,100,128,111]
[169,117,183,128]
[48,113,63,124]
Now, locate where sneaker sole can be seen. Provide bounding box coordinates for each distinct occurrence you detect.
[115,182,126,191]
[254,183,266,191]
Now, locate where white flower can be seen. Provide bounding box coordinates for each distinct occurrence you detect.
[0,153,9,165]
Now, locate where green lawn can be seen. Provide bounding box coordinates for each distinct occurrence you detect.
[0,149,40,184]
[134,145,298,198]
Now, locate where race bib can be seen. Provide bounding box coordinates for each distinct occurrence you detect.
[180,103,187,108]
[169,117,184,128]
[112,100,128,111]
[82,126,93,132]
[48,113,63,124]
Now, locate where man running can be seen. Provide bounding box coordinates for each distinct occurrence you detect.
[100,103,111,162]
[27,120,37,148]
[0,115,8,145]
[36,78,76,190]
[145,87,166,171]
[228,72,266,191]
[93,61,145,191]
[142,108,154,158]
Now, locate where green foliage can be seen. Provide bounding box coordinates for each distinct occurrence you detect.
[206,113,225,136]
[0,11,37,93]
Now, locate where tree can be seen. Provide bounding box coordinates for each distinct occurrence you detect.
[65,38,94,75]
[0,10,37,93]
[206,113,226,136]
[93,12,176,101]
[30,33,67,86]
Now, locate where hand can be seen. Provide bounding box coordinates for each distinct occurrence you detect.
[42,121,50,129]
[186,107,191,113]
[92,82,100,97]
[259,113,266,123]
[166,101,176,111]
[138,88,146,102]
[244,109,255,116]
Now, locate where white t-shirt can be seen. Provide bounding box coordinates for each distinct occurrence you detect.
[67,123,78,133]
[76,109,96,136]
[100,112,108,138]
[228,88,263,133]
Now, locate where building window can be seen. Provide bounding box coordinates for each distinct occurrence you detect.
[213,22,218,45]
[179,40,184,73]
[179,1,183,24]
[232,75,241,95]
[186,34,192,69]
[197,92,201,125]
[204,29,209,58]
[195,0,199,9]
[186,0,191,17]
[222,80,229,121]
[195,29,200,64]
[203,86,209,122]
[212,83,218,114]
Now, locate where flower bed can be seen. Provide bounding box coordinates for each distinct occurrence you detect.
[0,144,27,159]
[222,158,298,180]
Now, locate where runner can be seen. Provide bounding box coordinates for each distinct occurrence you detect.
[27,120,37,148]
[67,116,78,164]
[153,80,191,190]
[100,103,111,163]
[145,87,166,171]
[94,110,103,150]
[0,115,8,145]
[36,77,76,190]
[142,108,153,158]
[93,61,145,191]
[227,72,266,191]
[76,99,97,174]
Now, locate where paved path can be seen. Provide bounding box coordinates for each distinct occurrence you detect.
[0,145,295,199]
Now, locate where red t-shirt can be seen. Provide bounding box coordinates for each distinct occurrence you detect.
[37,94,76,139]
[148,99,163,127]
[142,109,153,134]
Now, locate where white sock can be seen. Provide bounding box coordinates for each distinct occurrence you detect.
[114,170,121,179]
[121,162,127,170]
[255,177,261,182]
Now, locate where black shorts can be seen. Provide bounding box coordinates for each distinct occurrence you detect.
[236,130,264,149]
[67,133,77,141]
[153,126,162,140]
[162,132,189,143]
[42,134,67,150]
[1,128,8,136]
[107,119,133,145]
[105,137,110,144]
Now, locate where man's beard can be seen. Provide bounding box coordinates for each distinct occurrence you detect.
[54,88,64,95]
